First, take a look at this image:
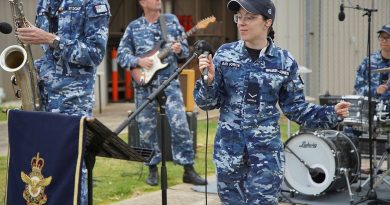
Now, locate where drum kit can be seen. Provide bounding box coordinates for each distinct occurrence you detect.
[283,67,390,203]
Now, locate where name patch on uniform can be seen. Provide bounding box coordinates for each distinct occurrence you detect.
[265,68,289,76]
[221,61,241,69]
[94,4,108,14]
[68,6,82,11]
[245,82,260,104]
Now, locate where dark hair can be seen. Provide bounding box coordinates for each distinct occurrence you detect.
[268,26,275,40]
[262,16,275,40]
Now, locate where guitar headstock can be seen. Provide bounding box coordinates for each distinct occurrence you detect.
[195,16,216,30]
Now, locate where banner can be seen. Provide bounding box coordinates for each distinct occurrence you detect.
[6,110,85,205]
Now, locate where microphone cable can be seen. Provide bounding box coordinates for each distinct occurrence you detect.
[203,72,210,205]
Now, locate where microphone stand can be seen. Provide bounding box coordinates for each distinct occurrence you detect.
[342,4,390,205]
[113,51,199,205]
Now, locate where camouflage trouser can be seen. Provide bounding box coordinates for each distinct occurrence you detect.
[215,146,284,205]
[135,76,194,165]
[80,161,88,205]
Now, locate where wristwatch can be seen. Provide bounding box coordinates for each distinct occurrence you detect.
[52,36,60,49]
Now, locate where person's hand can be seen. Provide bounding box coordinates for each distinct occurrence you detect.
[335,101,351,118]
[198,53,215,85]
[171,41,181,54]
[376,84,388,95]
[16,21,56,45]
[138,57,153,70]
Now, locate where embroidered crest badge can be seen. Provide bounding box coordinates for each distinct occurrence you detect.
[21,153,52,205]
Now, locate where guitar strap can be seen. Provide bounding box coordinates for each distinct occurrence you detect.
[159,14,168,42]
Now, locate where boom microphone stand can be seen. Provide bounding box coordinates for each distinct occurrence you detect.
[341,3,390,205]
[114,45,204,205]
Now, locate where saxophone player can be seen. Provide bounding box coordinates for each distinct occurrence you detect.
[16,0,110,204]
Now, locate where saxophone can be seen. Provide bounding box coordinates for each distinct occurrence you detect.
[0,0,41,111]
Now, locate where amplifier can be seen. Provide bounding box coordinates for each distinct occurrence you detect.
[179,69,195,112]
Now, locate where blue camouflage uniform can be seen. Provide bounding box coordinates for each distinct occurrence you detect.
[194,38,340,205]
[344,50,390,143]
[354,50,390,99]
[117,14,195,166]
[34,0,110,203]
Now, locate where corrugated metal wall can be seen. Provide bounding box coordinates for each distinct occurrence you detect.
[311,0,390,99]
[271,0,390,101]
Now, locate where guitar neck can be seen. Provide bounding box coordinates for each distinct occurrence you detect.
[157,26,199,60]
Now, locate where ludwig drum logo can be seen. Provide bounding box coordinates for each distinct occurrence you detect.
[298,141,317,148]
[21,153,52,205]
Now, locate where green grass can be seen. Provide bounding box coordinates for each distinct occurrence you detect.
[0,105,18,122]
[0,117,299,205]
[0,109,7,122]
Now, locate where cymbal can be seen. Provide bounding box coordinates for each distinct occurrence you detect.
[372,67,390,73]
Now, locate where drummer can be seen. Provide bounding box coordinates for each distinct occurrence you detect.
[355,24,390,98]
[344,24,390,145]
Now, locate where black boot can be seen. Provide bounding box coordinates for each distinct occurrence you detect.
[146,165,158,186]
[183,165,207,185]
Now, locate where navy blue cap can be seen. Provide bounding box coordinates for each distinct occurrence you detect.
[378,24,390,35]
[227,0,275,21]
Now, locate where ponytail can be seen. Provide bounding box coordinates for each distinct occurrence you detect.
[268,26,275,40]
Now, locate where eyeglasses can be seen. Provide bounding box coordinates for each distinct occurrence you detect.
[378,36,390,43]
[233,14,260,23]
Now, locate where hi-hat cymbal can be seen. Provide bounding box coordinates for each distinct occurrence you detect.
[372,67,390,73]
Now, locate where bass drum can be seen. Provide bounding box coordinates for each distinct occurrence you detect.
[284,130,359,196]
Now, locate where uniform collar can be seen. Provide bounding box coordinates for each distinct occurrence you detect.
[238,37,277,57]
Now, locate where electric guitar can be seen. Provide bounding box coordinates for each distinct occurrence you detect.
[131,16,216,86]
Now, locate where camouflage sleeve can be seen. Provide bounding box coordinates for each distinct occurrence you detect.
[279,58,340,129]
[54,0,110,67]
[193,50,224,110]
[172,15,189,59]
[354,58,380,96]
[117,24,139,68]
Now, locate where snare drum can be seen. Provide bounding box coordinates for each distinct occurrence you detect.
[284,130,359,196]
[341,95,376,126]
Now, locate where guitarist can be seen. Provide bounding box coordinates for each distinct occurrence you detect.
[117,0,206,186]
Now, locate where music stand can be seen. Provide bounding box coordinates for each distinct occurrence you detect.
[85,118,154,205]
[341,4,390,205]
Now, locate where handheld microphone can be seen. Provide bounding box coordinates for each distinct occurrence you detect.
[201,51,210,81]
[338,4,345,21]
[0,22,12,34]
[194,40,213,82]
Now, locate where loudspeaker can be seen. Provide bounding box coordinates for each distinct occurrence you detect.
[179,69,195,112]
[128,111,197,161]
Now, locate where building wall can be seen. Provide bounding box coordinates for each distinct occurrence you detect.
[1,0,389,105]
[271,0,390,101]
[311,0,390,99]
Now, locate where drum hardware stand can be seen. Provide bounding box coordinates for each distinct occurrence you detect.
[340,168,355,204]
[356,131,380,191]
[372,145,390,189]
